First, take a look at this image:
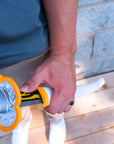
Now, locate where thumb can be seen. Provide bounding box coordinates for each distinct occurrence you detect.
[20,72,44,92]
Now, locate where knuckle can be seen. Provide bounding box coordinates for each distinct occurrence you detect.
[62,86,70,97]
[45,105,57,115]
[58,111,63,114]
[63,84,76,98]
[49,109,57,115]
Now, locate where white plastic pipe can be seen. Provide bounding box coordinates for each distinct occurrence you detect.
[75,77,105,98]
[42,78,105,105]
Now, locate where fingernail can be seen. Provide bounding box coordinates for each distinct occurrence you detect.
[20,84,29,92]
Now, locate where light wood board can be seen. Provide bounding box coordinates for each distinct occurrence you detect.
[65,127,114,144]
[28,106,114,144]
[0,72,114,144]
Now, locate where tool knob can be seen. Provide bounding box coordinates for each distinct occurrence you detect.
[0,75,21,132]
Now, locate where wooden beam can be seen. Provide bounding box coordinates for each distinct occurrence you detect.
[0,72,113,143]
[65,88,114,119]
[65,127,114,144]
[28,107,114,144]
[65,106,114,140]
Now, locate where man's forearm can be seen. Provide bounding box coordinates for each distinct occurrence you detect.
[20,0,78,114]
[42,0,78,56]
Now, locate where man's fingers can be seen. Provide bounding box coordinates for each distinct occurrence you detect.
[64,105,71,113]
[20,72,44,92]
[44,88,75,114]
[57,96,75,113]
[44,90,65,114]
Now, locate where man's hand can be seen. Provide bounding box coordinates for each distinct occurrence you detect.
[20,0,78,114]
[20,53,76,114]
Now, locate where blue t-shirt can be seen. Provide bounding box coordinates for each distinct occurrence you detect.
[0,0,49,69]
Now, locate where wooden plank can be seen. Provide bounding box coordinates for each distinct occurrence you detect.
[65,127,114,144]
[66,106,114,141]
[28,125,49,144]
[28,107,114,144]
[0,134,11,144]
[30,109,49,128]
[65,88,114,119]
[30,88,114,128]
[2,106,114,144]
[0,72,113,142]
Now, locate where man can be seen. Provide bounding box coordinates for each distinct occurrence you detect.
[0,0,78,143]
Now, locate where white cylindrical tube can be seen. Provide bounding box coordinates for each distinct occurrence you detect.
[75,78,105,98]
[41,78,105,104]
[42,86,53,105]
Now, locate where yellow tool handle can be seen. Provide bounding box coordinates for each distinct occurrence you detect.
[0,74,52,132]
[20,87,52,108]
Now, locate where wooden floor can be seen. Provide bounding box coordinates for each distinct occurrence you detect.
[0,72,114,144]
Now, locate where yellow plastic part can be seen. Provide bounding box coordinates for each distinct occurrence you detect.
[0,74,21,132]
[36,87,49,108]
[21,92,41,101]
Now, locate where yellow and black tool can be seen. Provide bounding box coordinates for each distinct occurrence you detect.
[0,74,52,132]
[0,74,105,132]
[20,86,51,108]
